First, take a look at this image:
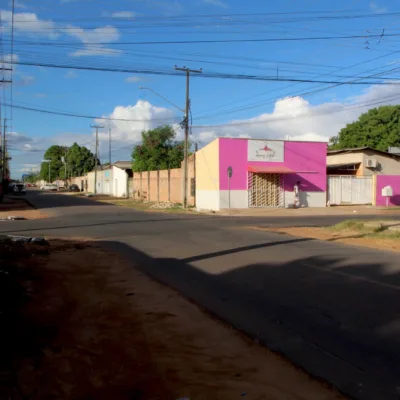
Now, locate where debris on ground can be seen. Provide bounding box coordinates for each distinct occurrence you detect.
[0,197,45,220]
[150,201,182,209]
[0,240,345,400]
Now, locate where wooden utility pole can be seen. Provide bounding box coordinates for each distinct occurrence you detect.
[90,125,103,194]
[2,118,6,181]
[174,66,202,208]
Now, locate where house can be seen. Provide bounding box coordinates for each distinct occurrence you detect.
[195,138,327,211]
[73,161,133,197]
[327,147,400,176]
[327,147,400,206]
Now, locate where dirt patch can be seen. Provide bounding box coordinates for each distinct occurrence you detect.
[0,197,45,220]
[100,199,197,214]
[0,240,345,400]
[251,225,400,252]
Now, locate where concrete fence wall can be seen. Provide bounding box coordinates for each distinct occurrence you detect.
[57,155,196,205]
[132,155,195,205]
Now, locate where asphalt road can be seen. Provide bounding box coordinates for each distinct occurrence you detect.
[2,191,400,400]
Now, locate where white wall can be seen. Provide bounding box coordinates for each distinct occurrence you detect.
[284,191,326,208]
[112,166,129,198]
[219,190,248,209]
[196,190,220,211]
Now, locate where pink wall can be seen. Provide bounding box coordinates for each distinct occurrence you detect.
[376,175,400,206]
[219,138,327,191]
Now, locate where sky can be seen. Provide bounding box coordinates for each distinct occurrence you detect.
[1,0,400,177]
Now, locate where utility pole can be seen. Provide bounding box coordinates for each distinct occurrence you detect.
[109,128,112,166]
[2,118,6,181]
[91,125,103,194]
[174,65,202,208]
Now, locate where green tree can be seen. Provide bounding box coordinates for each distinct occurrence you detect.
[23,172,40,183]
[66,143,96,177]
[329,105,400,151]
[131,125,185,172]
[40,145,65,182]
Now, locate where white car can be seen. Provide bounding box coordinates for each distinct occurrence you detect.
[40,184,58,191]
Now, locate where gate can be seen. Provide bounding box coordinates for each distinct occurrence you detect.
[328,176,372,205]
[248,173,284,207]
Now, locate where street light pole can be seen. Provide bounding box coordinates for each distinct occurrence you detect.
[139,86,185,113]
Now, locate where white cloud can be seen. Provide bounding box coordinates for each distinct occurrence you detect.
[125,75,145,83]
[65,25,121,57]
[1,10,58,39]
[0,53,18,81]
[34,93,47,98]
[20,163,40,172]
[203,0,228,8]
[95,100,178,143]
[14,1,26,9]
[64,70,78,78]
[16,75,35,86]
[191,83,400,145]
[1,9,121,57]
[66,25,119,44]
[369,1,387,13]
[69,46,121,57]
[111,11,136,18]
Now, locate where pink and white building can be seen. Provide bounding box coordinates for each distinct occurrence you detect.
[195,138,327,211]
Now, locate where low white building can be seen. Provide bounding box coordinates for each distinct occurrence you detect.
[86,161,133,197]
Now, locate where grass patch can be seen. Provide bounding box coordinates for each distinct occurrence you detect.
[330,220,366,232]
[330,219,400,239]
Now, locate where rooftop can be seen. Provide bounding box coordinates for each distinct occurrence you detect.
[327,147,400,158]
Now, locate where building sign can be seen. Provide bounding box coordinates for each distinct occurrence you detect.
[248,140,284,162]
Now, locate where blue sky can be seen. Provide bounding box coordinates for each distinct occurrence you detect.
[1,0,400,177]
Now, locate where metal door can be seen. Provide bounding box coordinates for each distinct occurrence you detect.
[328,176,372,205]
[248,173,284,207]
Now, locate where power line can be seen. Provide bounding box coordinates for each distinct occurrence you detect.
[195,51,400,119]
[9,32,400,46]
[4,91,400,129]
[7,60,400,84]
[3,102,178,122]
[191,92,400,129]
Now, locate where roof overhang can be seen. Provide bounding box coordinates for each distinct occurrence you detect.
[327,162,360,169]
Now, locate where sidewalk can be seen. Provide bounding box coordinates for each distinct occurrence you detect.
[216,205,400,217]
[0,196,45,220]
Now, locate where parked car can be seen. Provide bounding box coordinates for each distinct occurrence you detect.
[68,184,81,192]
[9,183,26,195]
[40,184,58,191]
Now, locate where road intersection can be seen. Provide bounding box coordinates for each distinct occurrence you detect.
[2,191,400,400]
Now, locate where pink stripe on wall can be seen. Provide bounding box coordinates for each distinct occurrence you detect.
[376,175,400,206]
[218,138,327,191]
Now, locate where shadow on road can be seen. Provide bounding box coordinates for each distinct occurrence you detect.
[101,239,400,400]
[26,191,114,209]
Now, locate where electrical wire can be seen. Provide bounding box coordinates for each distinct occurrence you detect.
[191,92,400,129]
[6,60,400,85]
[9,32,400,46]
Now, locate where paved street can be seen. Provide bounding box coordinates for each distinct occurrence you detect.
[2,191,400,400]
